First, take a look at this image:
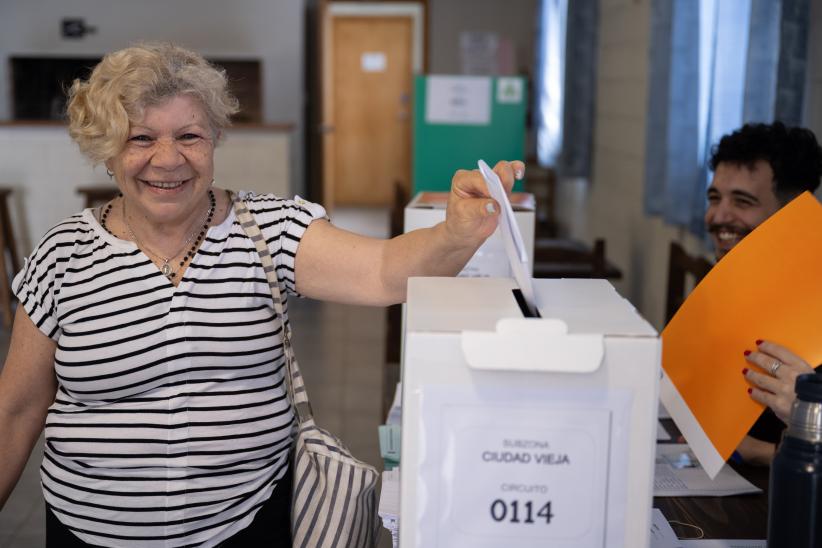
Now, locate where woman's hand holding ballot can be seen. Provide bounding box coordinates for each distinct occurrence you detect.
[296,159,525,306]
[744,340,817,424]
[445,160,525,245]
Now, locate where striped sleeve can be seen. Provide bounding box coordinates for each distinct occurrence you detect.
[244,193,327,296]
[12,217,87,339]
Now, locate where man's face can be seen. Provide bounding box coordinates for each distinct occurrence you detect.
[705,160,782,259]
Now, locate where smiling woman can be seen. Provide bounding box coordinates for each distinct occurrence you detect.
[103,95,220,277]
[0,42,524,547]
[64,44,239,281]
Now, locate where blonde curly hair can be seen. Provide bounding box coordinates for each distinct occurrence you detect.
[66,42,240,164]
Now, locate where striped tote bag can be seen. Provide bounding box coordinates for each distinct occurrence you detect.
[233,194,381,548]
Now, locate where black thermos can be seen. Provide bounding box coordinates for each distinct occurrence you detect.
[767,373,822,547]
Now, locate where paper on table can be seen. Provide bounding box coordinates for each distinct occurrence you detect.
[678,541,765,548]
[477,159,537,315]
[650,508,680,548]
[650,509,766,548]
[654,443,761,497]
[661,192,822,478]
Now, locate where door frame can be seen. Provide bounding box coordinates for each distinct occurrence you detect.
[321,2,425,211]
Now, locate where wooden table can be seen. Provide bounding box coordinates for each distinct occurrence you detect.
[654,420,770,539]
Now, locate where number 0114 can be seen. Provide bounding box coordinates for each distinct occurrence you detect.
[489,499,554,524]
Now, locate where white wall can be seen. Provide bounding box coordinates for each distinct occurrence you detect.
[427,0,539,74]
[0,0,305,192]
[577,0,822,330]
[805,0,822,140]
[562,0,707,330]
[0,126,291,259]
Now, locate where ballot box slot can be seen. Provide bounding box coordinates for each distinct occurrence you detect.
[512,288,541,318]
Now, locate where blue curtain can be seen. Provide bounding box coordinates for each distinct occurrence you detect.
[642,0,805,236]
[534,0,568,166]
[559,0,599,177]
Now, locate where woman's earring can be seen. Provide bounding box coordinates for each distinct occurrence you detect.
[106,169,114,179]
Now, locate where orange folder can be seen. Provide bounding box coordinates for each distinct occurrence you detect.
[662,192,822,475]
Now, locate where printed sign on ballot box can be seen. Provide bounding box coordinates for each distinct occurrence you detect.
[416,386,631,547]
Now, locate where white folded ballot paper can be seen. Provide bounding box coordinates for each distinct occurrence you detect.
[477,159,538,315]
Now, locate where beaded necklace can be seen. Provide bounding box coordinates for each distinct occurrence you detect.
[101,190,216,280]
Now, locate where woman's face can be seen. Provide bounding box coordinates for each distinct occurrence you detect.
[106,94,216,227]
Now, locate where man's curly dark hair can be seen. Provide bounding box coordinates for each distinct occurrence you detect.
[709,121,822,204]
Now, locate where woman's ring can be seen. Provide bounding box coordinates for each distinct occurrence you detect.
[770,360,782,375]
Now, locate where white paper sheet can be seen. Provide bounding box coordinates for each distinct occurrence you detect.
[654,444,761,497]
[477,159,538,315]
[650,508,680,548]
[426,76,491,125]
[650,509,765,548]
[678,541,765,548]
[658,400,672,419]
[661,367,726,479]
[416,385,633,548]
[361,51,387,72]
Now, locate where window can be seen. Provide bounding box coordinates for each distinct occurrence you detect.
[643,0,798,235]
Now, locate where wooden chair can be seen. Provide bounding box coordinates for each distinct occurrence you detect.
[0,188,20,329]
[532,237,621,279]
[523,161,558,238]
[665,241,713,324]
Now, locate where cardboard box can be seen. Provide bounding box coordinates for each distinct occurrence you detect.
[400,277,660,548]
[404,192,535,277]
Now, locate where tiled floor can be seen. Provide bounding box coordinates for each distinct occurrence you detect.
[0,207,393,547]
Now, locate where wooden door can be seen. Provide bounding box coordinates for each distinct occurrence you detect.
[328,16,413,206]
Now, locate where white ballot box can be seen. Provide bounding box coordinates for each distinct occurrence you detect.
[400,277,660,548]
[404,192,535,277]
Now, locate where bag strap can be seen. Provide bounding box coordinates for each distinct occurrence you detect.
[230,191,314,423]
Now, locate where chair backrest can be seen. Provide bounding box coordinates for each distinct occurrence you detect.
[665,241,713,324]
[522,161,557,238]
[532,237,619,279]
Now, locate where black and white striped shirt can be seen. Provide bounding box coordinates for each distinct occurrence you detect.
[13,192,326,547]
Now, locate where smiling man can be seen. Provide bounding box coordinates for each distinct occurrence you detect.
[706,122,822,260]
[703,122,822,465]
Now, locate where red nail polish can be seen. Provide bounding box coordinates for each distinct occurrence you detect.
[756,339,763,345]
[744,350,751,356]
[747,388,752,394]
[742,368,749,375]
